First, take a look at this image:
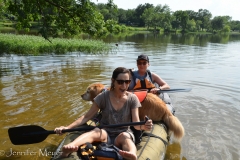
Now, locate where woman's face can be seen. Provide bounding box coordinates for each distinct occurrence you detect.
[137,60,149,71]
[114,73,131,93]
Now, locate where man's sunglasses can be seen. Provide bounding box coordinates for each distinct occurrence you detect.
[137,61,147,65]
[116,80,131,85]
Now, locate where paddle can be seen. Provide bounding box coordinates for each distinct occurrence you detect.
[157,88,192,94]
[8,118,148,145]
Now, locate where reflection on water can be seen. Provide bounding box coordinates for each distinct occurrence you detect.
[0,33,240,160]
[101,32,239,46]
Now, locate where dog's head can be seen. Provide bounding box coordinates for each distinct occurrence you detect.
[81,83,106,102]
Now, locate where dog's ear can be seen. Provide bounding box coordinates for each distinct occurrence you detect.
[94,84,104,94]
[87,83,106,101]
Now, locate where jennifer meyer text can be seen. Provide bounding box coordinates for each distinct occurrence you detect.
[0,148,61,157]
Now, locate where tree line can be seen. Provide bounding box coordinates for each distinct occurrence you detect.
[1,0,240,40]
[97,2,240,33]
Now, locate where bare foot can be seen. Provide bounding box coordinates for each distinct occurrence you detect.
[61,145,79,157]
[119,150,137,160]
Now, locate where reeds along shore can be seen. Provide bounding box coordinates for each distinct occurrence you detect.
[0,33,112,55]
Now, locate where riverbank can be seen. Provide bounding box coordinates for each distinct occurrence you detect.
[0,33,112,55]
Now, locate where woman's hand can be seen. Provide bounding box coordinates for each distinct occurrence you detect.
[149,88,160,94]
[143,119,153,131]
[54,126,69,135]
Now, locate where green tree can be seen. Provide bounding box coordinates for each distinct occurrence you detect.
[221,16,232,23]
[117,8,127,24]
[211,16,231,33]
[134,3,153,26]
[105,19,117,33]
[186,10,202,31]
[0,0,7,19]
[96,3,118,21]
[222,25,230,33]
[187,19,196,32]
[186,10,198,21]
[211,16,225,31]
[155,4,172,31]
[6,0,116,40]
[141,4,172,31]
[171,18,180,31]
[230,20,240,31]
[195,20,202,31]
[141,7,154,29]
[197,9,212,31]
[236,24,240,32]
[125,9,135,26]
[173,10,189,32]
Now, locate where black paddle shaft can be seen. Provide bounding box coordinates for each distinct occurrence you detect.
[8,117,149,145]
[157,88,192,94]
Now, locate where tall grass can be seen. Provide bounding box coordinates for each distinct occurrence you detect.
[0,33,112,55]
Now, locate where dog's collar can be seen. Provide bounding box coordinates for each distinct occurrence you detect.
[101,88,107,93]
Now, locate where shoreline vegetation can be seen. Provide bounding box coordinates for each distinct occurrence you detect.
[0,23,239,56]
[0,33,113,55]
[1,30,239,56]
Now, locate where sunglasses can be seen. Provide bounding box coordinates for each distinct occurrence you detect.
[137,61,147,65]
[116,79,131,85]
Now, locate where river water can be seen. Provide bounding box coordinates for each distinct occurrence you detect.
[0,33,240,160]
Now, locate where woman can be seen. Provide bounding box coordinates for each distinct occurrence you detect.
[128,54,170,93]
[128,54,175,114]
[54,67,153,160]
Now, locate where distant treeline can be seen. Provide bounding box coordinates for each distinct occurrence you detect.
[96,3,240,33]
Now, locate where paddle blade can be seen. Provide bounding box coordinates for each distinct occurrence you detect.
[8,125,52,145]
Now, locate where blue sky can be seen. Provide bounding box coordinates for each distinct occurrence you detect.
[96,0,240,21]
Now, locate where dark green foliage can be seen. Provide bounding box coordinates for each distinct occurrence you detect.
[7,0,106,40]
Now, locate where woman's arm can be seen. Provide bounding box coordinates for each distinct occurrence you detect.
[151,72,170,90]
[55,102,99,134]
[131,107,141,130]
[131,107,152,131]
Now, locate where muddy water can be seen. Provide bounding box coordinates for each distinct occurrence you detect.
[0,33,240,160]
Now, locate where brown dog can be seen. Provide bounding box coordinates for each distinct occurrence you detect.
[81,83,185,142]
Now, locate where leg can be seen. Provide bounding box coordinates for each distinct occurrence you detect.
[61,128,108,157]
[114,132,137,160]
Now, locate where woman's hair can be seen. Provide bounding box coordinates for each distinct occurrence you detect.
[110,67,130,90]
